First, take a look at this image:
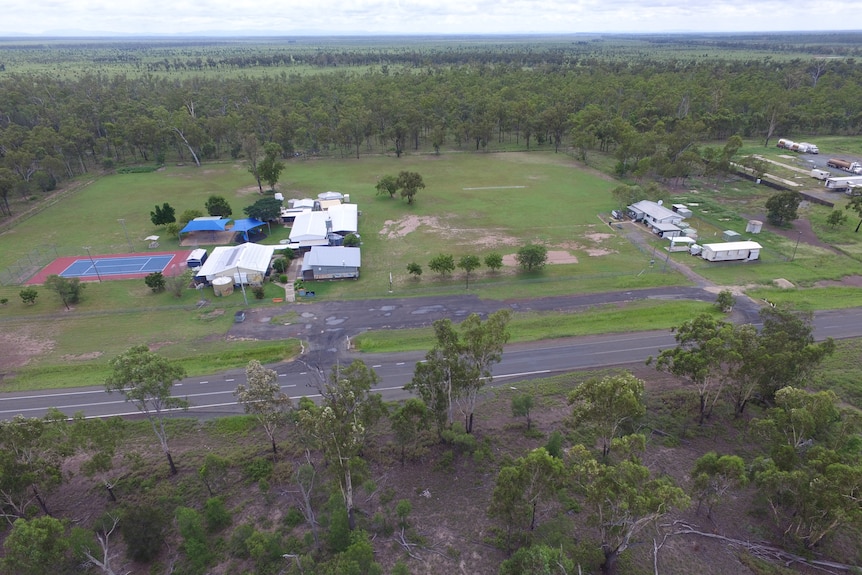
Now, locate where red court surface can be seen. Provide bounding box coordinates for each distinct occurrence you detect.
[26,251,192,285]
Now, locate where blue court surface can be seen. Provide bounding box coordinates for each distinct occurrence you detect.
[60,255,174,278]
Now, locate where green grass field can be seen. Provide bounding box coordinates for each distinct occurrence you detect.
[3,145,862,389]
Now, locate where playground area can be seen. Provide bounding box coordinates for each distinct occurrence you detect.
[26,251,191,285]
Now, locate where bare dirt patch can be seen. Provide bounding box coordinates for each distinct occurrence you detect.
[379,215,522,248]
[584,232,614,242]
[0,328,55,375]
[60,351,104,361]
[379,215,442,239]
[816,275,862,287]
[236,185,263,196]
[584,248,616,257]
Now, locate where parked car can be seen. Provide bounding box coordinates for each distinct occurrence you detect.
[234,310,246,323]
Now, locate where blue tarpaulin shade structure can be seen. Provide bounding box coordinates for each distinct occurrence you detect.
[179,218,232,242]
[231,218,267,242]
[180,218,232,234]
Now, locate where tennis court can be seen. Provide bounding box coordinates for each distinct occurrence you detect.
[60,255,175,278]
[27,251,191,284]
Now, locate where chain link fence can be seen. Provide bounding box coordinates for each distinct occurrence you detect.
[0,243,150,286]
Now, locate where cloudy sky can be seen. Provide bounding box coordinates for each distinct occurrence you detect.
[3,0,860,36]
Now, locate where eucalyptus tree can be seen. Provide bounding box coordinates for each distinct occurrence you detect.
[567,435,689,574]
[568,372,646,459]
[104,345,189,475]
[297,360,384,530]
[235,360,293,455]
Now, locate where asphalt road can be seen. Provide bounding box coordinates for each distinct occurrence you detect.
[1,290,859,421]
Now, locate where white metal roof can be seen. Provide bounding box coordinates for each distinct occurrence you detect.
[702,241,762,251]
[668,236,695,244]
[289,211,330,242]
[327,203,358,234]
[196,243,276,279]
[629,200,680,221]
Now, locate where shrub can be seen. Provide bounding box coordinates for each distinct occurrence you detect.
[516,244,548,271]
[179,209,204,226]
[407,262,422,277]
[327,495,351,553]
[204,497,232,533]
[283,507,304,530]
[544,430,563,458]
[343,233,361,247]
[166,270,193,297]
[45,274,85,306]
[19,287,38,305]
[252,285,266,300]
[243,457,273,482]
[715,289,734,313]
[121,505,167,563]
[228,523,255,558]
[145,272,166,293]
[485,252,503,271]
[428,254,455,275]
[271,257,288,274]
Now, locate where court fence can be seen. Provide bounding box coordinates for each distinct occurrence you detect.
[0,243,165,286]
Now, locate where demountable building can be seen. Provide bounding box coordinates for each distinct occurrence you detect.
[700,241,762,262]
[195,243,278,285]
[627,200,684,226]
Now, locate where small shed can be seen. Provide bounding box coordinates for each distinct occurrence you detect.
[186,249,208,269]
[701,241,762,262]
[672,204,693,218]
[301,246,361,280]
[722,230,742,242]
[746,220,763,234]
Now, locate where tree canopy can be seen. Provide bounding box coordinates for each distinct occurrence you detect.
[765,191,802,226]
[104,345,188,475]
[243,197,283,221]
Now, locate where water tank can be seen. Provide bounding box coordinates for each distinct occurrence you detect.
[212,276,234,297]
[344,194,350,203]
[746,220,763,234]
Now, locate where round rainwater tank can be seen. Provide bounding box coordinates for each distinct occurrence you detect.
[212,277,234,297]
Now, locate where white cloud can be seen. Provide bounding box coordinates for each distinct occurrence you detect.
[2,0,861,35]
